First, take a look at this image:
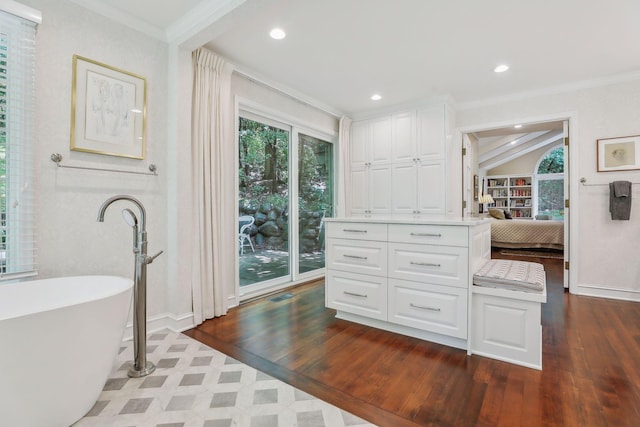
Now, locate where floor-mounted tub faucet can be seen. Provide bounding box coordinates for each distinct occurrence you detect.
[98,195,163,378]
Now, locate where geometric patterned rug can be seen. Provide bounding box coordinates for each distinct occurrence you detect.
[72,331,376,427]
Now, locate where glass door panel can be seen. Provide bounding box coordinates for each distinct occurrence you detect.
[297,133,333,274]
[238,116,290,288]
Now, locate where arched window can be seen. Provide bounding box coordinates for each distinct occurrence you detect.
[534,146,564,220]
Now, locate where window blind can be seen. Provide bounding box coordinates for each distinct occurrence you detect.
[0,7,38,279]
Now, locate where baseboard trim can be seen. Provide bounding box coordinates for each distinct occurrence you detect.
[576,284,640,302]
[122,312,196,341]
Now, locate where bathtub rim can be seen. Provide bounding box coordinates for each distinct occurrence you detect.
[0,275,133,321]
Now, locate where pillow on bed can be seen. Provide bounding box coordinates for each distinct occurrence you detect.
[489,208,505,220]
[504,210,512,219]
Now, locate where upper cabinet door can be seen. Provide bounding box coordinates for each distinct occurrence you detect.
[391,111,416,163]
[417,160,446,214]
[368,163,392,214]
[349,166,369,215]
[391,162,418,214]
[350,120,369,168]
[369,116,392,165]
[417,105,446,161]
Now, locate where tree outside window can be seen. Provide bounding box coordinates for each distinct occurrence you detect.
[536,147,564,220]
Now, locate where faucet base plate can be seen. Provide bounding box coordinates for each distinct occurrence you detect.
[127,361,156,378]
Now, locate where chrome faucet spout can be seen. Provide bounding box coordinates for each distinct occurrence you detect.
[97,195,147,232]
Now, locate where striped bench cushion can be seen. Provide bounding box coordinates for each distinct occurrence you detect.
[473,259,546,293]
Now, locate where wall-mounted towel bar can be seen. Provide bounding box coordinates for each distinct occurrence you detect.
[580,177,640,186]
[50,153,158,176]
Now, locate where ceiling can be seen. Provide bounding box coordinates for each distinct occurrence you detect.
[73,0,640,114]
[71,0,640,116]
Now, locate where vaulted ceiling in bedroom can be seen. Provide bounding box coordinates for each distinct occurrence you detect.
[473,121,564,171]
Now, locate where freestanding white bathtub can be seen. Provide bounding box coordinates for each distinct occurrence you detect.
[0,275,133,427]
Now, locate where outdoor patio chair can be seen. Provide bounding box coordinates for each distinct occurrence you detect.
[239,215,255,255]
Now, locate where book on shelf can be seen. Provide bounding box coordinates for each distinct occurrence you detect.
[487,179,508,187]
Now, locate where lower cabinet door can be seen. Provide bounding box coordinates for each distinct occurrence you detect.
[326,270,387,320]
[388,279,467,339]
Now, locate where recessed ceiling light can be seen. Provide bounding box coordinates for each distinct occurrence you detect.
[494,64,509,73]
[269,28,286,40]
[371,94,382,101]
[514,124,523,129]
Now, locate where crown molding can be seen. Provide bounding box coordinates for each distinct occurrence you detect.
[166,0,247,47]
[349,94,456,121]
[0,0,41,23]
[457,70,640,111]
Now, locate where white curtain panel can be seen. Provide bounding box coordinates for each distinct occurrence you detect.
[191,48,235,324]
[338,116,352,216]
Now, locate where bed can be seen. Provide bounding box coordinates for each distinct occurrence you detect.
[491,219,564,250]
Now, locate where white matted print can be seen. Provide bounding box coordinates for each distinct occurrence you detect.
[597,135,640,172]
[70,55,146,159]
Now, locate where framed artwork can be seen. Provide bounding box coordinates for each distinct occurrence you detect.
[597,135,640,172]
[70,55,147,159]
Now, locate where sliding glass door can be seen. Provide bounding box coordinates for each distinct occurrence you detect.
[238,112,334,297]
[298,133,333,274]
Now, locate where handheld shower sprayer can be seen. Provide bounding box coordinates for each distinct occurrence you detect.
[122,208,139,250]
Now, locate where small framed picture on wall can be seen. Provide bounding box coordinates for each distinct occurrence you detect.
[597,135,640,172]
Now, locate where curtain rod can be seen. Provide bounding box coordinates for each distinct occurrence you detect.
[50,153,158,176]
[580,177,640,186]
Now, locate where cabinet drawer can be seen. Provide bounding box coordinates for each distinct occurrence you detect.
[389,279,467,339]
[388,243,468,288]
[326,221,387,241]
[326,270,387,320]
[326,238,387,276]
[388,224,468,247]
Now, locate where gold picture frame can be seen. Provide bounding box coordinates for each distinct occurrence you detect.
[597,135,640,172]
[70,55,146,159]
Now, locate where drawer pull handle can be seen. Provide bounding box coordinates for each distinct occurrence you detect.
[344,291,367,298]
[344,254,368,260]
[410,232,442,237]
[410,303,441,312]
[410,261,441,267]
[343,229,368,233]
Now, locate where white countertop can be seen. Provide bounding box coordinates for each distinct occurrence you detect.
[324,215,493,226]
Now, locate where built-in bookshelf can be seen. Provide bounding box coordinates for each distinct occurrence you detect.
[485,175,533,218]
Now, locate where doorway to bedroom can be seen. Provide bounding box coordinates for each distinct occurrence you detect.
[462,119,570,288]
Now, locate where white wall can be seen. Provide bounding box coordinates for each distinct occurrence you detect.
[457,79,640,300]
[24,0,170,324]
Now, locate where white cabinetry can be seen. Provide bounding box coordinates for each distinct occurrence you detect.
[350,118,392,215]
[350,117,391,168]
[392,160,445,214]
[350,163,392,215]
[390,110,415,163]
[350,103,451,216]
[416,104,447,161]
[326,218,491,351]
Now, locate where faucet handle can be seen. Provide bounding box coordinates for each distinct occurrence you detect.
[145,250,164,264]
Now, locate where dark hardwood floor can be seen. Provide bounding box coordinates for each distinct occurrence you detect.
[185,249,640,426]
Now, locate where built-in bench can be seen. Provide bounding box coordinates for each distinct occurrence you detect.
[471,260,547,370]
